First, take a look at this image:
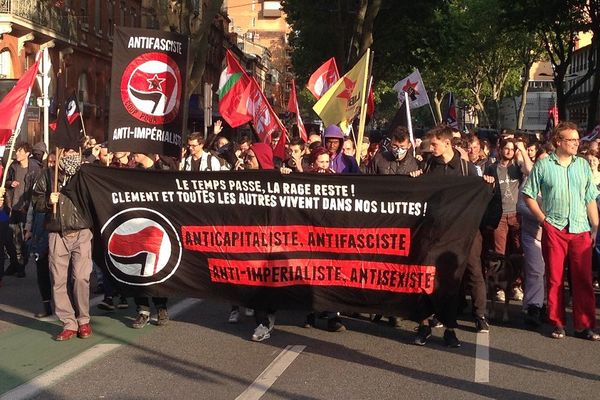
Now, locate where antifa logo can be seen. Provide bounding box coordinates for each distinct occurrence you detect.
[101,208,182,286]
[121,52,182,125]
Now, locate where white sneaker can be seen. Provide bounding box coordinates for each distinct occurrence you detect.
[252,324,271,341]
[494,289,506,302]
[511,286,524,301]
[228,309,240,323]
[244,308,255,317]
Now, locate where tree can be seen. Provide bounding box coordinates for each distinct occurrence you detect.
[149,0,225,96]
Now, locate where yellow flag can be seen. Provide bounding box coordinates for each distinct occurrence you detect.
[313,50,369,131]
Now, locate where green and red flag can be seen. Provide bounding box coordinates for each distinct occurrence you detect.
[218,50,252,127]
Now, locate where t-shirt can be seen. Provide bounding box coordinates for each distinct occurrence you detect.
[496,163,522,214]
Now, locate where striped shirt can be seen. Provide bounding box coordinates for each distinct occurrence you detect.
[522,152,599,233]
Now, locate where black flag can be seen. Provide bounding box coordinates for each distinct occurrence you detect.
[108,26,189,158]
[53,94,83,149]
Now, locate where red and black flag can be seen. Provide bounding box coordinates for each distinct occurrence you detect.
[53,95,84,149]
[108,26,189,158]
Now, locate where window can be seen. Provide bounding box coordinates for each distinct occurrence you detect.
[78,72,89,104]
[0,50,13,79]
[95,0,102,34]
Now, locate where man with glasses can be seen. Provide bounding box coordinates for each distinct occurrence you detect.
[366,126,419,175]
[523,122,600,341]
[183,133,226,172]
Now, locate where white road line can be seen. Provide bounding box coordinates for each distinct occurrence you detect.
[236,345,306,400]
[0,344,121,400]
[0,295,103,321]
[474,333,490,383]
[0,298,202,400]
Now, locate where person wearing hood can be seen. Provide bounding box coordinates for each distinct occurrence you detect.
[32,147,93,341]
[323,125,360,174]
[233,142,277,341]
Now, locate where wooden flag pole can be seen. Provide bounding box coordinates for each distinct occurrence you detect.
[355,49,371,164]
[52,147,63,216]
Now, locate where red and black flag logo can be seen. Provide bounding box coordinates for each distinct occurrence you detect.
[101,208,182,286]
[108,26,189,158]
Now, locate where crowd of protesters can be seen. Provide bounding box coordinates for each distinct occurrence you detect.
[0,119,598,345]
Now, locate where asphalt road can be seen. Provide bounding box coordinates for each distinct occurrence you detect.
[1,265,599,400]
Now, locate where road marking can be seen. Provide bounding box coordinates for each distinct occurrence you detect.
[474,333,490,383]
[0,298,202,399]
[0,344,120,400]
[0,295,103,321]
[236,345,306,400]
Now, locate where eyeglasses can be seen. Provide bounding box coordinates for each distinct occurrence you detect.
[188,144,200,148]
[560,137,580,143]
[391,145,410,151]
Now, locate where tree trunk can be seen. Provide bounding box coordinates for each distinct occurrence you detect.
[587,37,600,131]
[517,65,532,129]
[433,92,443,125]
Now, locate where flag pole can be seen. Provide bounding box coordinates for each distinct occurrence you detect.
[53,147,63,216]
[404,91,416,157]
[1,59,41,188]
[428,102,437,125]
[355,49,371,164]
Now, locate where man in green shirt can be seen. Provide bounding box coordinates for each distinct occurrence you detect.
[522,121,600,341]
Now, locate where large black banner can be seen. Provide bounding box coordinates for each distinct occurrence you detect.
[108,26,189,157]
[67,165,492,318]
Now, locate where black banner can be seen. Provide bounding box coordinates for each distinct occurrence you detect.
[108,26,189,157]
[67,165,492,318]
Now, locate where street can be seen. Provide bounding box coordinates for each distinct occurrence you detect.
[1,267,599,400]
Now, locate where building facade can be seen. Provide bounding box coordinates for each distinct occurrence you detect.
[225,0,291,112]
[565,42,600,131]
[0,0,142,146]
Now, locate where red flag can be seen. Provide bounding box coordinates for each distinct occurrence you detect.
[366,79,375,118]
[0,59,40,145]
[238,78,287,160]
[287,79,307,141]
[307,57,340,100]
[218,50,252,127]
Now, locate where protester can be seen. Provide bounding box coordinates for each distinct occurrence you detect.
[240,143,278,341]
[343,138,356,157]
[3,142,42,278]
[130,153,170,329]
[282,136,310,173]
[32,147,93,341]
[485,138,532,301]
[523,122,600,341]
[466,135,491,176]
[366,126,419,175]
[323,125,360,174]
[183,132,226,171]
[412,125,493,347]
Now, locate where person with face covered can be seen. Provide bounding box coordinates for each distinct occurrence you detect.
[366,127,419,175]
[32,148,93,341]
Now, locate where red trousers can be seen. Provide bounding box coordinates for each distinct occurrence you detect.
[541,221,596,330]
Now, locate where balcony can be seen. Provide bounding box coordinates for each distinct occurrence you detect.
[0,0,78,43]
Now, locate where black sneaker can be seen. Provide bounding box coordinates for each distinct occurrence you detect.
[303,312,316,328]
[443,329,461,348]
[388,316,401,328]
[117,296,129,309]
[475,316,490,333]
[525,306,542,327]
[327,316,346,332]
[429,316,444,328]
[98,297,115,311]
[414,324,432,346]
